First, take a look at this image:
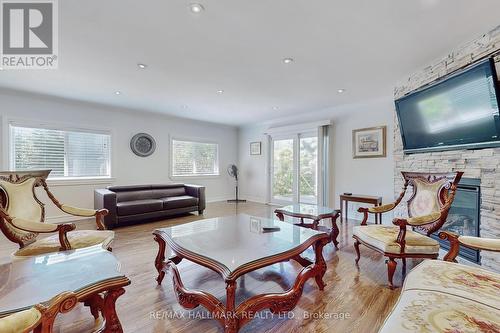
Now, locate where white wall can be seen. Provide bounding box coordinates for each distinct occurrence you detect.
[238,97,396,224]
[0,89,238,222]
[331,99,395,223]
[238,124,268,203]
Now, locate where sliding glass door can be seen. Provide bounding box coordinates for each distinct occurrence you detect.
[299,134,318,204]
[271,132,318,205]
[272,138,295,203]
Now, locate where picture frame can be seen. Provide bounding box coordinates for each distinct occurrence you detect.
[250,141,262,155]
[249,217,262,233]
[352,126,387,158]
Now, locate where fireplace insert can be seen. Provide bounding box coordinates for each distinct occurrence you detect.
[431,178,481,263]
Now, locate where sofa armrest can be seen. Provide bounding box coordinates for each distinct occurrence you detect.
[94,189,117,229]
[185,184,206,212]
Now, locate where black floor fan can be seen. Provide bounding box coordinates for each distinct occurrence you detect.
[227,164,246,203]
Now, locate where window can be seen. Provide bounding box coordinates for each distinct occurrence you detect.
[171,139,219,177]
[10,125,111,179]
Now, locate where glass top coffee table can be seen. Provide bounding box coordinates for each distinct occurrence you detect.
[153,214,330,333]
[274,204,341,248]
[0,245,130,332]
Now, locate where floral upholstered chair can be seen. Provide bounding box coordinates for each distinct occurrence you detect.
[378,233,500,333]
[0,170,114,257]
[0,291,77,333]
[353,171,463,288]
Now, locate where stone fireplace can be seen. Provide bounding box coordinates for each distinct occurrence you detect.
[394,25,500,272]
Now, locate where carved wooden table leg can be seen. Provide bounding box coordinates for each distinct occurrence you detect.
[154,234,167,285]
[275,212,284,221]
[224,280,239,333]
[291,255,313,268]
[330,213,340,249]
[84,293,104,320]
[102,288,126,333]
[313,238,328,290]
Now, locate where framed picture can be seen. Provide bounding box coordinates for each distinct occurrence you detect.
[352,126,387,158]
[249,217,262,233]
[250,141,262,155]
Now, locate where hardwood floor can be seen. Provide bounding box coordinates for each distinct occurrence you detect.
[0,202,417,333]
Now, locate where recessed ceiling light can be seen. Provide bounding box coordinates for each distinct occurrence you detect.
[283,58,294,64]
[189,3,204,13]
[137,63,147,69]
[217,90,224,94]
[115,91,121,95]
[337,89,346,93]
[272,106,279,110]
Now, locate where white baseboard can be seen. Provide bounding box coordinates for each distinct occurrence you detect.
[239,195,267,204]
[206,196,233,203]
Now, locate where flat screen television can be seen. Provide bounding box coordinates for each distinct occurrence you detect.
[395,58,500,154]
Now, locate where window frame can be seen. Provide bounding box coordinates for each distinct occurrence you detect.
[6,119,114,183]
[170,137,220,179]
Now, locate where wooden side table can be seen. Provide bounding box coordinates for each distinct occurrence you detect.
[340,194,382,224]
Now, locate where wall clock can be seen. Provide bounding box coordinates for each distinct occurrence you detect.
[130,133,156,157]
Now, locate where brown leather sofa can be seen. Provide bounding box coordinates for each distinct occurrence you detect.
[94,184,205,229]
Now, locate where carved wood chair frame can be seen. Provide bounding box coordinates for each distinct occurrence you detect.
[354,171,463,287]
[0,170,109,252]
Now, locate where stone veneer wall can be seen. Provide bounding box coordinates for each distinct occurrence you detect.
[393,25,500,272]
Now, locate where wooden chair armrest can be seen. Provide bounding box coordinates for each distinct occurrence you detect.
[59,205,108,231]
[0,291,77,333]
[368,203,396,214]
[0,208,60,233]
[392,218,409,252]
[11,218,59,233]
[405,211,441,226]
[35,291,78,332]
[42,180,108,230]
[439,231,500,261]
[357,202,397,225]
[60,204,97,217]
[459,236,500,252]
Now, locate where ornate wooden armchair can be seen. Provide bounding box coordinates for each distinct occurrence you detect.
[0,170,114,257]
[439,231,500,262]
[353,171,463,288]
[0,291,77,333]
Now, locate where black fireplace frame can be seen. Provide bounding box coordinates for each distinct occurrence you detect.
[430,178,481,263]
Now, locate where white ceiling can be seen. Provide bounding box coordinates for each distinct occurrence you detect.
[1,0,499,126]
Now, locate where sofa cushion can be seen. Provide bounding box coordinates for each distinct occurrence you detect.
[117,199,163,216]
[379,289,500,333]
[162,196,198,209]
[114,190,154,203]
[151,187,186,199]
[353,225,439,254]
[402,260,500,309]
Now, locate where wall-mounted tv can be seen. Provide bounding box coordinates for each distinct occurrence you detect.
[395,58,500,154]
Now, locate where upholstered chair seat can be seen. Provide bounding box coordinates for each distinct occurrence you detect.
[352,225,439,255]
[14,229,115,257]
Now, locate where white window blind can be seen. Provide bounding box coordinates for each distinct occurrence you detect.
[172,139,219,177]
[10,125,111,178]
